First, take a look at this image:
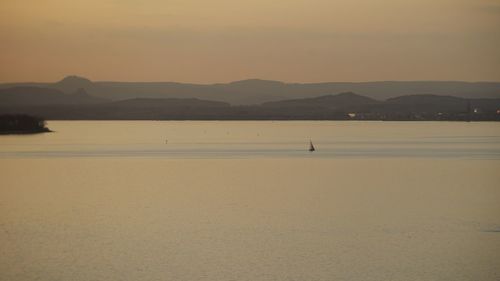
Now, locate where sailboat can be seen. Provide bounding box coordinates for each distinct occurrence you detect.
[309,140,315,152]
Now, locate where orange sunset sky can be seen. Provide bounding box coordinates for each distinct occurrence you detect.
[1,0,499,83]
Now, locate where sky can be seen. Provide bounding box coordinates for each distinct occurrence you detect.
[0,0,499,83]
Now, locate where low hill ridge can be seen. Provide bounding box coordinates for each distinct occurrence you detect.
[0,86,107,105]
[1,76,500,105]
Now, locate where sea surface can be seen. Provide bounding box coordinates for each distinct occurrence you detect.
[1,121,499,281]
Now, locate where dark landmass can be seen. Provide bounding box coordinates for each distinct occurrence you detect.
[1,76,500,105]
[0,86,108,106]
[1,89,499,120]
[0,114,51,134]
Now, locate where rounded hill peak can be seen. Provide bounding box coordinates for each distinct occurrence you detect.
[228,79,285,86]
[58,75,92,85]
[54,76,93,93]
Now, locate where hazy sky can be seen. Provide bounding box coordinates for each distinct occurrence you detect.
[1,0,499,83]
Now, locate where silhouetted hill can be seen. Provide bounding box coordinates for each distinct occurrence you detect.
[0,87,107,106]
[378,94,500,115]
[110,98,229,108]
[387,94,465,104]
[263,92,379,109]
[253,92,379,118]
[0,87,66,105]
[1,76,500,105]
[383,95,468,113]
[1,92,499,120]
[227,79,285,86]
[0,97,232,120]
[53,75,94,93]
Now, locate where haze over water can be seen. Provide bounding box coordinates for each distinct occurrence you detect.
[1,121,500,280]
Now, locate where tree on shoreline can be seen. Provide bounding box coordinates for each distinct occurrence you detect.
[0,114,50,133]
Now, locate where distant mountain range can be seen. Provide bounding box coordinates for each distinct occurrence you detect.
[1,75,500,105]
[0,87,106,106]
[1,86,499,120]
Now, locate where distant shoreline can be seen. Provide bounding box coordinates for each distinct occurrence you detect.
[2,91,499,121]
[0,128,52,135]
[39,118,497,122]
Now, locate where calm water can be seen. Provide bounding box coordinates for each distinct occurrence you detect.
[1,121,500,281]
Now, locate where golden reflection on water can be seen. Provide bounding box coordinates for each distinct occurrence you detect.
[1,121,500,280]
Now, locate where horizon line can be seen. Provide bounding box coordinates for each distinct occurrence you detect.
[2,75,500,85]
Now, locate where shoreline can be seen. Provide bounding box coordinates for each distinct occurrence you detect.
[39,119,499,122]
[0,128,52,135]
